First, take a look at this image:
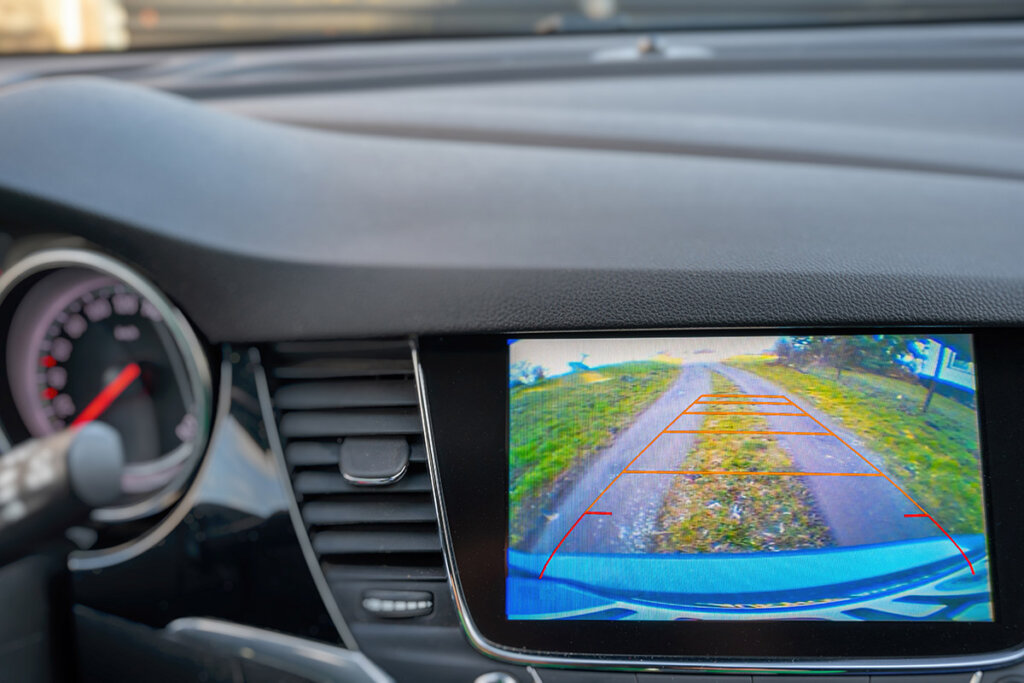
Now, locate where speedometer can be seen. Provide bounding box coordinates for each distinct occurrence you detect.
[23,281,196,477]
[0,250,212,522]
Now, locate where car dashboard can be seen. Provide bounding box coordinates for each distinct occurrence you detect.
[1,20,1024,683]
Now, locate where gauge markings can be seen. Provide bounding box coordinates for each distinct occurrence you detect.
[14,277,199,505]
[2,259,210,524]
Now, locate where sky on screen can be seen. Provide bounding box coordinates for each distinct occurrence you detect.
[510,336,778,378]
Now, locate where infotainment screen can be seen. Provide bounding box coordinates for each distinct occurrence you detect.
[507,334,992,622]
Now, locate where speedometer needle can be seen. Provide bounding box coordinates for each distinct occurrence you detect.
[71,363,141,428]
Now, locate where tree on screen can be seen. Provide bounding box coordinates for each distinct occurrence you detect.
[774,335,920,380]
[510,360,546,387]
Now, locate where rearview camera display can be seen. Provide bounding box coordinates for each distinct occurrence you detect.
[506,334,992,621]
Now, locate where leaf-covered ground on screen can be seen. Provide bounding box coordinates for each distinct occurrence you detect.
[653,372,832,553]
[727,357,983,535]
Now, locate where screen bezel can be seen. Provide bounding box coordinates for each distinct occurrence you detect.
[419,329,1024,662]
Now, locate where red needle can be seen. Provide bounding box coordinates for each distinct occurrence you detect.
[71,362,141,427]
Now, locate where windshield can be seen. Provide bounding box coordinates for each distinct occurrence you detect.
[2,0,1024,54]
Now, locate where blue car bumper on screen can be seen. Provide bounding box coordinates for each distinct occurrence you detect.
[507,535,990,621]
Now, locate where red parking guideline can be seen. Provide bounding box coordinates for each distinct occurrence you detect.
[537,511,612,578]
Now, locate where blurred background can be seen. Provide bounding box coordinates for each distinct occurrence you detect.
[6,0,1024,55]
[0,0,601,53]
[1,0,125,51]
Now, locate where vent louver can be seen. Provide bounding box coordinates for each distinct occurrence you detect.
[268,341,445,583]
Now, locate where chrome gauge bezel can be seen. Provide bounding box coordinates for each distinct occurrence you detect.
[0,248,214,523]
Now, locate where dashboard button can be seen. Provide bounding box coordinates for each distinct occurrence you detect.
[475,673,519,683]
[361,589,433,618]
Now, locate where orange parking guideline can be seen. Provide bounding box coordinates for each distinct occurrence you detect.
[701,394,787,398]
[696,401,790,405]
[538,389,976,578]
[683,411,807,416]
[696,397,790,403]
[625,470,883,477]
[587,394,707,509]
[665,429,829,436]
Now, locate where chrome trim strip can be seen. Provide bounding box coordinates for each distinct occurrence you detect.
[0,247,214,522]
[253,349,361,651]
[165,617,393,683]
[69,352,229,570]
[411,339,1024,675]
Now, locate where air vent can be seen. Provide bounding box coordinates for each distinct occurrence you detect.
[268,341,445,584]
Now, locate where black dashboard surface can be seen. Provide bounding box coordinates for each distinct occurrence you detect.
[0,19,1024,683]
[1,22,1024,342]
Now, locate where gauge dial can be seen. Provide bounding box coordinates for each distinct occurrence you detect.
[2,256,211,521]
[32,282,196,470]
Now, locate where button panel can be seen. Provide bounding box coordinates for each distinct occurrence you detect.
[360,589,433,618]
